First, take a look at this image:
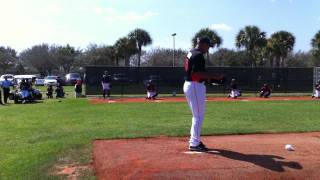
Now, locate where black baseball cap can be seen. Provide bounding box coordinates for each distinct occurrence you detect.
[197,36,213,47]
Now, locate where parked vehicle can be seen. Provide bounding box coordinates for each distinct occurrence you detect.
[35,78,45,86]
[44,76,58,86]
[0,74,14,83]
[9,89,42,104]
[65,73,81,85]
[13,75,37,85]
[9,87,42,104]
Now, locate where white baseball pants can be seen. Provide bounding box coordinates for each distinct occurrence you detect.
[183,81,206,147]
[230,90,241,98]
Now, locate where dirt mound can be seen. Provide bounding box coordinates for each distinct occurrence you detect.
[93,132,320,180]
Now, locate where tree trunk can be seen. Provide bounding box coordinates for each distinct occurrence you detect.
[275,56,280,67]
[280,57,286,67]
[138,46,142,67]
[270,57,274,67]
[125,57,130,66]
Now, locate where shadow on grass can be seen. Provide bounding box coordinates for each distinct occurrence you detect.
[206,149,303,172]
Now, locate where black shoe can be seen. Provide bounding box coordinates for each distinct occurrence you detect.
[189,142,209,152]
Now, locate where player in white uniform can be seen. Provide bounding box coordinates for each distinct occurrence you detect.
[183,37,225,151]
[312,80,320,98]
[228,79,241,98]
[101,72,111,99]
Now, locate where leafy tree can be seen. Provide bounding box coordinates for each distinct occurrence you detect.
[0,46,17,73]
[128,28,152,67]
[143,48,187,66]
[210,49,250,67]
[311,30,320,61]
[52,44,80,73]
[191,28,222,48]
[19,44,57,76]
[236,25,267,66]
[80,44,115,66]
[114,37,138,66]
[286,51,313,67]
[268,31,295,67]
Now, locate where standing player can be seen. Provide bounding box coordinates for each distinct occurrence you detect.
[101,71,111,99]
[184,36,225,152]
[312,80,320,98]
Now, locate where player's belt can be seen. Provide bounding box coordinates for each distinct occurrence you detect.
[186,80,205,83]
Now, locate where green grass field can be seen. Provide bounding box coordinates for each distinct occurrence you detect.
[0,98,320,179]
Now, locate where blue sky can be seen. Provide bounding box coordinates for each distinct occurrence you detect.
[0,0,319,53]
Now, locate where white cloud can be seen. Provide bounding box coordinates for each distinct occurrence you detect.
[209,23,233,32]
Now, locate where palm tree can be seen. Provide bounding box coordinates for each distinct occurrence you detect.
[191,28,222,62]
[268,31,295,67]
[192,28,222,48]
[235,25,267,67]
[311,30,320,58]
[128,28,152,67]
[114,37,138,66]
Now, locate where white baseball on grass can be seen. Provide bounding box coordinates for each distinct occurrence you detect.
[285,144,295,151]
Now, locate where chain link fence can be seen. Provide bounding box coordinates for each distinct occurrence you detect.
[85,66,314,95]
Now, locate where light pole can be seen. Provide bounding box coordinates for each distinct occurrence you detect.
[172,33,176,67]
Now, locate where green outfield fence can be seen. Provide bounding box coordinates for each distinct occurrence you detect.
[84,66,314,95]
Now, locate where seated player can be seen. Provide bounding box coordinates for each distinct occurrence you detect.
[228,78,241,98]
[312,80,320,98]
[20,79,31,103]
[260,83,272,98]
[146,80,158,100]
[46,85,53,99]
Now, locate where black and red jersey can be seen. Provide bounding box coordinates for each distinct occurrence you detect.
[230,82,238,90]
[146,83,156,91]
[184,49,206,82]
[261,86,271,92]
[101,75,111,83]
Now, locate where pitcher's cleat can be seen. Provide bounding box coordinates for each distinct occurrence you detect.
[189,142,209,152]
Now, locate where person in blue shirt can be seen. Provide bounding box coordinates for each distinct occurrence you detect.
[1,77,13,104]
[0,85,3,105]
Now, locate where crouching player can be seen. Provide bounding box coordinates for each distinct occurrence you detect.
[312,80,320,98]
[146,80,158,100]
[260,83,272,98]
[228,78,241,98]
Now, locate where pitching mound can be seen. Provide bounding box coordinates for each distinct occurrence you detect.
[90,96,314,104]
[93,132,320,179]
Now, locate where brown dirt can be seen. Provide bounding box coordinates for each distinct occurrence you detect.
[89,96,315,104]
[93,132,320,180]
[55,164,92,180]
